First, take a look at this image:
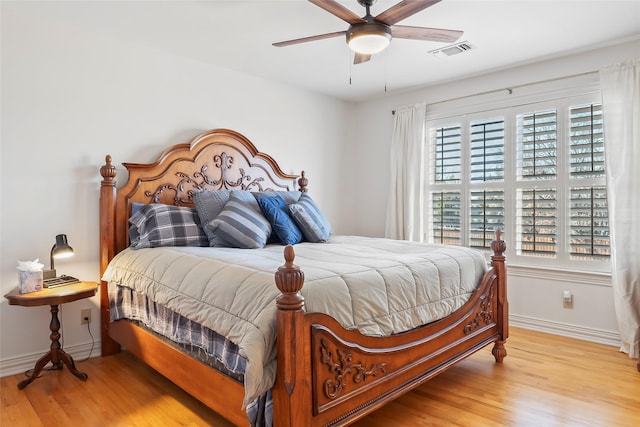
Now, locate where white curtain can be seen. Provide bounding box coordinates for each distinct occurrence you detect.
[385,104,426,241]
[600,58,640,360]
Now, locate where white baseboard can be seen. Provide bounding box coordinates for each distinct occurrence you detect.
[510,314,620,348]
[0,340,101,378]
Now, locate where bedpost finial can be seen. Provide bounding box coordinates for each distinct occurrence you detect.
[276,245,305,310]
[298,171,308,193]
[100,155,116,185]
[283,244,295,267]
[491,229,506,257]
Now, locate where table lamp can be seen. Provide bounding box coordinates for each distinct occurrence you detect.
[43,234,79,287]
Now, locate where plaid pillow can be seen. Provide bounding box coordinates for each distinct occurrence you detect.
[129,204,209,249]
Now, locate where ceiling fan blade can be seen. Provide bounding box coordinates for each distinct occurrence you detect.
[308,0,366,25]
[376,0,442,26]
[391,25,463,43]
[273,31,346,47]
[354,53,372,65]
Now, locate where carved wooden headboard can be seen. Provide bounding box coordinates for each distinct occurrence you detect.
[99,128,306,274]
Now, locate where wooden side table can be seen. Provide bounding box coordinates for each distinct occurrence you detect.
[4,281,98,389]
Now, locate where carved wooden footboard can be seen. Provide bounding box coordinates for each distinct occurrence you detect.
[99,128,508,427]
[273,234,507,426]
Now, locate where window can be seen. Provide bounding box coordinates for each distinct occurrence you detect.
[515,109,558,257]
[426,90,610,271]
[429,117,506,252]
[568,103,609,260]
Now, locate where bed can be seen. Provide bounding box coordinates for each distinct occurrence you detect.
[99,128,508,426]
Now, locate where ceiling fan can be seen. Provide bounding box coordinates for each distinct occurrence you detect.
[273,0,463,64]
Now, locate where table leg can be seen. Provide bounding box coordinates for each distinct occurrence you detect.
[16,304,88,389]
[17,350,52,389]
[49,304,63,370]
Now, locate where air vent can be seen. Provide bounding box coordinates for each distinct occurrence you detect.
[429,41,472,58]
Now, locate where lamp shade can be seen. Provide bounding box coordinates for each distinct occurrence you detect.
[347,23,392,55]
[49,234,73,272]
[52,234,74,259]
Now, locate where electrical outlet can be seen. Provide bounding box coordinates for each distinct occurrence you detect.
[81,308,91,325]
[562,291,574,309]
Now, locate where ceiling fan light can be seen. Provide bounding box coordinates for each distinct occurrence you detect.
[347,23,392,55]
[348,33,390,54]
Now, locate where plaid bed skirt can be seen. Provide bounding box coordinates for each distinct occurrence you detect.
[110,285,272,426]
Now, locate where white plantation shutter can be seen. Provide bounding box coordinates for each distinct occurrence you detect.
[569,186,610,258]
[470,190,505,249]
[430,125,462,244]
[568,103,610,259]
[434,125,461,182]
[516,109,559,257]
[516,188,557,256]
[470,119,504,181]
[570,104,605,178]
[517,110,557,179]
[468,118,505,249]
[428,119,505,249]
[431,191,461,245]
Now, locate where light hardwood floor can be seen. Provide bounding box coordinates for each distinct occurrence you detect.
[2,327,638,426]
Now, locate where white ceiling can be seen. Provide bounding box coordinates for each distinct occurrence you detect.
[12,0,640,102]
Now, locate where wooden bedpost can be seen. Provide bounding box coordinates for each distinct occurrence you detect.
[99,155,121,356]
[297,171,308,193]
[490,229,508,363]
[273,245,310,427]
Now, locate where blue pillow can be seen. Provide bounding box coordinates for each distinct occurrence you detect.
[131,202,145,216]
[129,204,209,249]
[288,193,332,243]
[252,191,302,205]
[208,192,271,249]
[255,194,303,245]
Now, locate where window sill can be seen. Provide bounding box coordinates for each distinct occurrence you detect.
[505,264,612,287]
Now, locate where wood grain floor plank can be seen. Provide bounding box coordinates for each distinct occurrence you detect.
[2,328,638,426]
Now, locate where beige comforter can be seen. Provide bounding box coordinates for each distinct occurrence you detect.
[102,235,487,406]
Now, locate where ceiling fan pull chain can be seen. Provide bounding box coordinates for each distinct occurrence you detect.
[384,49,388,93]
[349,47,353,85]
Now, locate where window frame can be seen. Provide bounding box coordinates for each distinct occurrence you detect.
[423,78,611,273]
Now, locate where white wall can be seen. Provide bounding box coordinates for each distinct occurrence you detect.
[0,5,351,375]
[345,38,640,346]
